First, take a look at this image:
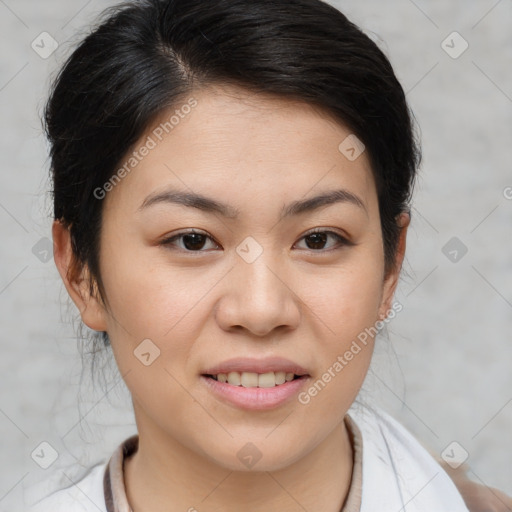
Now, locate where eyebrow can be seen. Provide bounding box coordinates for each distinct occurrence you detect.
[137,187,367,219]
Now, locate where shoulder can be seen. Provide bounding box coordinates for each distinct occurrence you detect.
[347,403,470,512]
[25,462,108,512]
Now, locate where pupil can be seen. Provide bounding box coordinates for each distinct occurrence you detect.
[183,233,206,250]
[306,232,327,250]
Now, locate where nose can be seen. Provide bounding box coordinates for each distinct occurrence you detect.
[214,251,301,337]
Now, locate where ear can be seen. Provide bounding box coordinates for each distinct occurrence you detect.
[378,212,410,320]
[52,220,108,332]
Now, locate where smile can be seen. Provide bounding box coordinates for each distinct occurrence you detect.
[205,371,303,388]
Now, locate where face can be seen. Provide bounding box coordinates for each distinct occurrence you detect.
[55,84,407,472]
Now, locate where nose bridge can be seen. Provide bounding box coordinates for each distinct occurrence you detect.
[216,240,301,335]
[236,237,285,307]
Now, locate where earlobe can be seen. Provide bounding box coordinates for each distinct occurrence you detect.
[378,212,410,320]
[52,220,108,332]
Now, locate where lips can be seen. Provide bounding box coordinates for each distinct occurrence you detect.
[201,362,311,410]
[201,356,310,393]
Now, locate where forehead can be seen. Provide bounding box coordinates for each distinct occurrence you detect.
[103,84,377,217]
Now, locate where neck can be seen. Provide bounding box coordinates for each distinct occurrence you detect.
[124,417,354,512]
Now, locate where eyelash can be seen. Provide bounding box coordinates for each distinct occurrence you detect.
[159,228,353,254]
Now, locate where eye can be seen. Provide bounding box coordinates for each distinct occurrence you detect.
[294,229,353,252]
[160,230,220,252]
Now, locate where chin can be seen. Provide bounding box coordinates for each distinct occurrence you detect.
[200,440,305,473]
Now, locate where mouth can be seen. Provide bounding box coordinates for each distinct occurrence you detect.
[200,357,311,410]
[202,371,307,388]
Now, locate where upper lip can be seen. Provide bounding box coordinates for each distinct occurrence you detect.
[202,357,310,376]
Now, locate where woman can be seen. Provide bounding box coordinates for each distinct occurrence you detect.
[26,0,510,510]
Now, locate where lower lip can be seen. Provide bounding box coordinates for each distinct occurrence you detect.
[200,375,310,411]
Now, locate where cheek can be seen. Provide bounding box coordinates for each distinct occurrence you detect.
[99,257,211,411]
[296,265,382,419]
[100,234,197,324]
[297,248,384,394]
[302,253,384,340]
[98,239,218,369]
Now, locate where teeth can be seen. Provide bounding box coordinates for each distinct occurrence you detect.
[213,371,300,388]
[227,372,241,386]
[241,372,259,387]
[257,372,276,388]
[275,372,286,385]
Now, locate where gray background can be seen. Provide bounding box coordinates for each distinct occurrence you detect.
[0,0,510,509]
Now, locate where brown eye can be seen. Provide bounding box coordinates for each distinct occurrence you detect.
[160,230,220,252]
[305,232,329,250]
[181,233,208,251]
[295,230,352,251]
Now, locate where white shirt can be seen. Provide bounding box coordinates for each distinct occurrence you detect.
[355,404,469,511]
[24,404,469,512]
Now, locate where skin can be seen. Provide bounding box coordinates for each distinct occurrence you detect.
[53,84,409,512]
[439,462,512,512]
